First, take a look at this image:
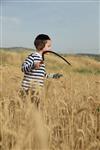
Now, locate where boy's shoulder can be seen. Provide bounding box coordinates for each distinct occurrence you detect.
[29,52,42,58]
[29,52,42,57]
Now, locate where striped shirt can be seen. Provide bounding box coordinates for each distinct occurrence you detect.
[21,52,46,90]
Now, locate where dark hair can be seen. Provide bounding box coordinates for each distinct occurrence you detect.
[34,34,51,51]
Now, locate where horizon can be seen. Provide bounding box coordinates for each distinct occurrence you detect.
[0,46,100,55]
[0,0,99,54]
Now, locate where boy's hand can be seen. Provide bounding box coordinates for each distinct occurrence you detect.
[34,61,43,69]
[53,73,63,79]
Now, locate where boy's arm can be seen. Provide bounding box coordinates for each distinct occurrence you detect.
[21,55,34,73]
[45,73,63,79]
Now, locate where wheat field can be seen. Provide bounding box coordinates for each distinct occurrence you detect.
[0,50,100,150]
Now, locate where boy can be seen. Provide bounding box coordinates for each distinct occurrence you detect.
[21,34,62,107]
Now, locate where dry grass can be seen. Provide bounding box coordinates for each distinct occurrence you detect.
[0,50,100,150]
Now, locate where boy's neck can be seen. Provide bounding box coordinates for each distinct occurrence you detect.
[36,50,43,55]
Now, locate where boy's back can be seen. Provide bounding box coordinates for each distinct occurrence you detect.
[21,51,46,91]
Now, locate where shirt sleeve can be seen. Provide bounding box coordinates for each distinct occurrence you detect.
[21,54,34,73]
[45,73,54,78]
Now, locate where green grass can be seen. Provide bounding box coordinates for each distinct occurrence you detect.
[74,68,100,75]
[1,50,100,75]
[74,68,92,74]
[94,69,100,75]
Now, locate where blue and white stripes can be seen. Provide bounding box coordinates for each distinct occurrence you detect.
[21,52,46,90]
[21,54,34,73]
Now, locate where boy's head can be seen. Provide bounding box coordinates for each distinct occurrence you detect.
[34,34,52,52]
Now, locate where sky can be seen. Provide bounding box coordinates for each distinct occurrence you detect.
[0,0,100,54]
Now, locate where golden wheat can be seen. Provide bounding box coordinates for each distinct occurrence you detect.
[0,51,100,150]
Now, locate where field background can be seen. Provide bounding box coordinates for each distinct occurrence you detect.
[0,48,100,150]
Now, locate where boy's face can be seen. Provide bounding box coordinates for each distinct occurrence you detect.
[43,40,52,52]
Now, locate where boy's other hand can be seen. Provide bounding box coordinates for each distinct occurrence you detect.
[34,61,43,69]
[53,73,63,79]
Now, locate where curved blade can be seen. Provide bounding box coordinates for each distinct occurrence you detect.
[42,50,71,66]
